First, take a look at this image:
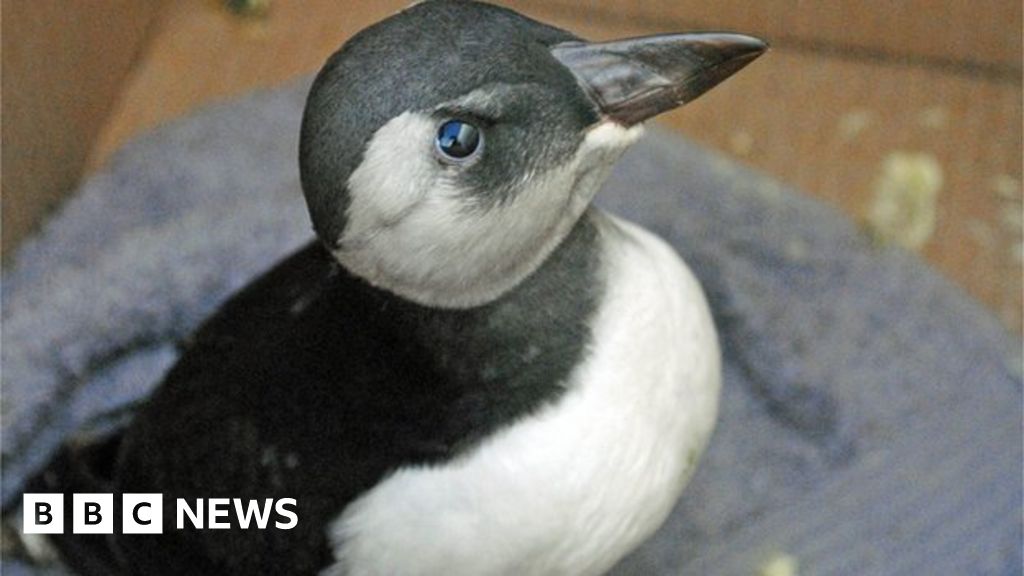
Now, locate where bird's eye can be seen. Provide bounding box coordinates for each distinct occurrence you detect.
[436,120,482,161]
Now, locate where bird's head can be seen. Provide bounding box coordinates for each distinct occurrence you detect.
[300,0,765,307]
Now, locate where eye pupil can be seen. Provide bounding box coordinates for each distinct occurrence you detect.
[436,120,481,160]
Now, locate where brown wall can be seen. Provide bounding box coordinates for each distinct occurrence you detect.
[527,0,1021,69]
[1,0,162,251]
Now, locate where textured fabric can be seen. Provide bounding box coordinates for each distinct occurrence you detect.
[2,78,1020,575]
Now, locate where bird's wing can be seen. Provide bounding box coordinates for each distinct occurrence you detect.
[36,231,598,574]
[33,242,449,575]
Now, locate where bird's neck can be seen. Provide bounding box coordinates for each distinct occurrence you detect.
[335,193,600,309]
[357,212,604,431]
[310,212,605,454]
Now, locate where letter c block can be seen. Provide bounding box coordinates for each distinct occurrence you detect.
[122,494,163,534]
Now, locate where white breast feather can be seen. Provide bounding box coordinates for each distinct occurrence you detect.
[322,212,721,576]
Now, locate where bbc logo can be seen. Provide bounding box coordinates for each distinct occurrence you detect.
[24,493,163,534]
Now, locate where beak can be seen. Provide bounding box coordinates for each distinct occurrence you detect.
[551,33,768,126]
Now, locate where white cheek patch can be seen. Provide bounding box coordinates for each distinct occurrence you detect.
[338,113,643,309]
[585,121,644,150]
[570,122,644,204]
[343,111,440,248]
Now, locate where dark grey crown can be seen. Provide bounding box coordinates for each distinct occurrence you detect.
[299,0,600,247]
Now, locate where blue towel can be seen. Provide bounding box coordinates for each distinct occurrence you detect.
[3,78,1020,575]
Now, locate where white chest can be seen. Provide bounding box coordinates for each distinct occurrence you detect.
[323,212,721,576]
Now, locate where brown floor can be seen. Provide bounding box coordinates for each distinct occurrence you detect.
[5,0,1022,332]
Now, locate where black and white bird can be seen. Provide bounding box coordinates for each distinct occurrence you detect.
[34,1,765,574]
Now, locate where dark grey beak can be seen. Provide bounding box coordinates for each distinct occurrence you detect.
[551,33,768,126]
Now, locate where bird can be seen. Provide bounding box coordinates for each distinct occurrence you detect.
[31,1,765,574]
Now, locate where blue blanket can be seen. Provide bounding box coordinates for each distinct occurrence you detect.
[3,78,1020,575]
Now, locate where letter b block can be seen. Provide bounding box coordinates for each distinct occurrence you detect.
[23,494,64,534]
[73,493,114,534]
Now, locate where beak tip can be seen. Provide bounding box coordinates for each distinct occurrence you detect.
[742,35,770,59]
[702,33,770,65]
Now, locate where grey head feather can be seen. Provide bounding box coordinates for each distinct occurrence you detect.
[299,0,600,248]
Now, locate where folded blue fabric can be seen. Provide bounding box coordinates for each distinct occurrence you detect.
[3,78,1020,575]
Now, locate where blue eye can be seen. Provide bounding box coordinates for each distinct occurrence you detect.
[436,120,482,161]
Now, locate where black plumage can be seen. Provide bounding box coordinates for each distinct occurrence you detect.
[39,215,601,575]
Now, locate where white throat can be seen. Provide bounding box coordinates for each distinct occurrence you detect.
[333,114,643,309]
